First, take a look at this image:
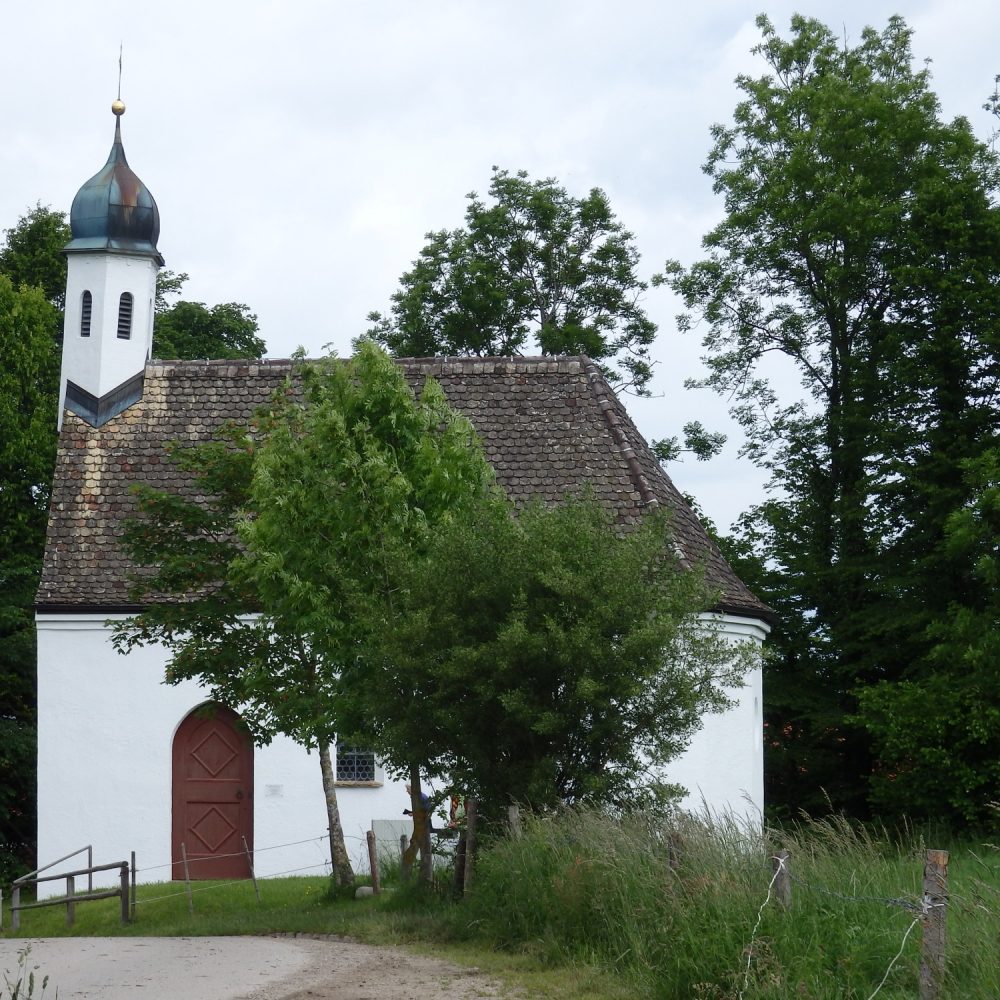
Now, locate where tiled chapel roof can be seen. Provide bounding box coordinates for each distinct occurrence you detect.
[36,355,771,621]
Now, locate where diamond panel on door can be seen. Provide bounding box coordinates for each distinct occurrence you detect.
[172,705,253,880]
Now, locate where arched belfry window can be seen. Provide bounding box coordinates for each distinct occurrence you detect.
[80,291,92,337]
[117,292,133,340]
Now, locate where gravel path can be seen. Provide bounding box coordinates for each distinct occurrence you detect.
[0,936,511,1000]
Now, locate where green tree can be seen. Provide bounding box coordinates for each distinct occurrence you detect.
[0,276,60,880]
[662,14,1000,820]
[859,449,1000,826]
[237,343,495,880]
[368,167,658,394]
[153,270,264,359]
[114,343,494,886]
[347,494,745,825]
[0,205,71,310]
[153,300,265,360]
[112,416,361,887]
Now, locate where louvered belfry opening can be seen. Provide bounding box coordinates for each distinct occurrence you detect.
[80,290,92,337]
[116,291,133,339]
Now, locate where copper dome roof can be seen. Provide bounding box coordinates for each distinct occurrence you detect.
[67,112,162,263]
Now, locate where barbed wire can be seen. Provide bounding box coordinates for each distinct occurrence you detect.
[737,854,783,1000]
[864,915,922,1000]
[135,832,331,874]
[134,861,330,906]
[738,855,939,1000]
[786,870,921,913]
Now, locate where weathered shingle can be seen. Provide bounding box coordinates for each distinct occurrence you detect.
[36,355,771,620]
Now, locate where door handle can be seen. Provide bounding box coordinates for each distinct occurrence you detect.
[236,789,244,800]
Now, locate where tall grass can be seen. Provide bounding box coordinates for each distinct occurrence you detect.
[5,813,999,998]
[457,808,1000,999]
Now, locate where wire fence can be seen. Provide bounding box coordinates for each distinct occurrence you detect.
[133,832,334,876]
[135,861,332,906]
[738,848,949,1000]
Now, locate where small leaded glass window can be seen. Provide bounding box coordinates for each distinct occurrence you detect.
[80,291,92,337]
[335,743,376,782]
[117,292,133,339]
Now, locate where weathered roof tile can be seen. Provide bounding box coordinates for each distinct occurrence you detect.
[36,355,771,621]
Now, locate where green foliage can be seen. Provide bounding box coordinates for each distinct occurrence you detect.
[114,343,493,885]
[357,496,744,822]
[113,401,362,886]
[860,450,1000,826]
[662,13,1000,821]
[118,341,745,849]
[153,299,265,360]
[152,271,264,359]
[154,269,189,312]
[0,276,60,881]
[234,342,495,738]
[0,278,58,591]
[651,420,727,463]
[368,167,658,394]
[0,205,71,310]
[464,809,1000,999]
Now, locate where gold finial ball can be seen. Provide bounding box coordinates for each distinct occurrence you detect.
[111,99,126,117]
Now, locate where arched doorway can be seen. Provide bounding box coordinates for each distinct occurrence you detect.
[171,704,253,880]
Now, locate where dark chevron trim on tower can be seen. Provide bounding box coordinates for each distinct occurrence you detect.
[65,371,145,427]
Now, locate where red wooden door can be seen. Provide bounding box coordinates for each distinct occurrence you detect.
[172,705,253,880]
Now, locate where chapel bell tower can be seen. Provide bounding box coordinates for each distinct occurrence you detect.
[58,98,163,428]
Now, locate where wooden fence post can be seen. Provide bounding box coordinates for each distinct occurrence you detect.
[366,830,381,894]
[452,830,468,896]
[400,834,411,884]
[668,832,684,871]
[508,804,522,839]
[772,849,791,909]
[12,884,20,931]
[131,851,137,919]
[180,843,194,916]
[119,863,130,924]
[243,836,261,903]
[920,849,948,1000]
[463,798,478,895]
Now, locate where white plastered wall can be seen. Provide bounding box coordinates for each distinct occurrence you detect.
[59,252,158,424]
[661,613,768,825]
[35,610,766,888]
[35,614,412,890]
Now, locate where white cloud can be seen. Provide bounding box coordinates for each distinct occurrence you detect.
[4,0,998,529]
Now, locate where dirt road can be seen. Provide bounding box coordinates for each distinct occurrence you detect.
[0,936,511,999]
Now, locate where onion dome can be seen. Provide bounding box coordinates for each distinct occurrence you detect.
[66,101,162,262]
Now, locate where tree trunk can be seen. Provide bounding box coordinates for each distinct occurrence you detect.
[405,764,434,886]
[319,743,355,887]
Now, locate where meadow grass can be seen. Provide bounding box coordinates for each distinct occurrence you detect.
[455,809,1000,999]
[3,812,999,999]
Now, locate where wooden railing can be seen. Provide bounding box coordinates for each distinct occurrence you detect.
[11,859,130,930]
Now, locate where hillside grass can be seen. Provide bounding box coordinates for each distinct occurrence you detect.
[4,812,1000,999]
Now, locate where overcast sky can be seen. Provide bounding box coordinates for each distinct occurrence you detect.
[3,1,998,530]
